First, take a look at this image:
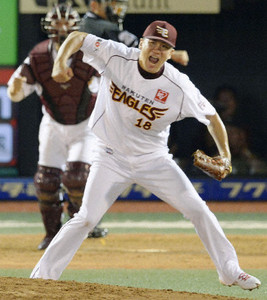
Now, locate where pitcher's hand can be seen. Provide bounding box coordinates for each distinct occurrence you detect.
[52,63,74,83]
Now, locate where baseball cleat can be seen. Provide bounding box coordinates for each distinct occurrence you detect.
[88,226,108,238]
[38,236,54,250]
[221,272,261,291]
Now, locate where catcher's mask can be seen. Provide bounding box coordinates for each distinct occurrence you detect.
[41,3,81,46]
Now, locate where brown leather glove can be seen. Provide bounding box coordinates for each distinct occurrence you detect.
[193,149,232,181]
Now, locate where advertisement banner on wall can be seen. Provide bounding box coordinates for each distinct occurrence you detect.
[19,0,220,14]
[0,70,17,168]
[0,124,14,164]
[0,86,13,120]
[0,178,266,201]
[0,2,18,65]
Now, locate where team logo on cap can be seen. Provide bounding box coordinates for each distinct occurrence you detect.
[154,89,169,103]
[156,26,168,38]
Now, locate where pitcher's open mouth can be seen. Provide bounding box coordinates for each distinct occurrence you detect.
[149,56,159,64]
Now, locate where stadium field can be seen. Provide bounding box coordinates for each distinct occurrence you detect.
[0,200,266,299]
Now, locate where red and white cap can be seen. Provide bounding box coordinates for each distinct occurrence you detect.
[142,20,177,48]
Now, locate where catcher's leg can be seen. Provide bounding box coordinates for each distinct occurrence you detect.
[62,161,108,238]
[34,165,63,250]
[30,157,132,280]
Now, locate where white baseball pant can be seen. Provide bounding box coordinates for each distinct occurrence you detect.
[38,113,97,169]
[30,144,242,284]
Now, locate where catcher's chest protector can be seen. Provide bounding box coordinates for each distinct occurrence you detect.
[29,40,96,124]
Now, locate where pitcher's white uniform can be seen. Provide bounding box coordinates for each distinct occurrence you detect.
[31,35,243,284]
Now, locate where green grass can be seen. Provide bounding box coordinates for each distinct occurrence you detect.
[1,211,267,235]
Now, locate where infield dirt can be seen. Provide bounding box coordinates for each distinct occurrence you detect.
[0,201,266,299]
[0,232,265,299]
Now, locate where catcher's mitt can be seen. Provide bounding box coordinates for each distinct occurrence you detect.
[193,149,232,181]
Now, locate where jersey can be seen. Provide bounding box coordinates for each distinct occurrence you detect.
[80,11,138,47]
[80,34,216,156]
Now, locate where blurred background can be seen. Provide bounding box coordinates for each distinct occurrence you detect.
[0,0,266,201]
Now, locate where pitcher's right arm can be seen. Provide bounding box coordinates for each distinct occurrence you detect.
[52,31,88,83]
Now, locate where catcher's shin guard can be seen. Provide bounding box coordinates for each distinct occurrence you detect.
[38,201,63,250]
[34,165,63,250]
[62,161,108,238]
[62,161,90,218]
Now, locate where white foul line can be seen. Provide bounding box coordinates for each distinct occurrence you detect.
[0,220,267,229]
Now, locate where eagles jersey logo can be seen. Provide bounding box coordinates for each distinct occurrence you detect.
[154,89,169,104]
[110,81,168,120]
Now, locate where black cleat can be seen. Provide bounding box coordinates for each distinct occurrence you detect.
[38,236,54,250]
[88,226,108,238]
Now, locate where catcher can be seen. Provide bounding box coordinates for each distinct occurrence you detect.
[7,3,108,250]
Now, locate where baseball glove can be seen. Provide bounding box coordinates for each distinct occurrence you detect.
[193,149,232,181]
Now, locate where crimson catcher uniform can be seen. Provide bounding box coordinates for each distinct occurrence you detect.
[8,38,99,249]
[8,4,108,250]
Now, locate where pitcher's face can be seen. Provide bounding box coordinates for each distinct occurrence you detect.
[138,38,174,73]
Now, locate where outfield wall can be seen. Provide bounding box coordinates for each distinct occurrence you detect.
[0,178,266,202]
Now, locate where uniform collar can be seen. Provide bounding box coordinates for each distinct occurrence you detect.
[137,61,164,79]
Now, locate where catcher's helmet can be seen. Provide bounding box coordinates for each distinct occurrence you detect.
[41,3,81,45]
